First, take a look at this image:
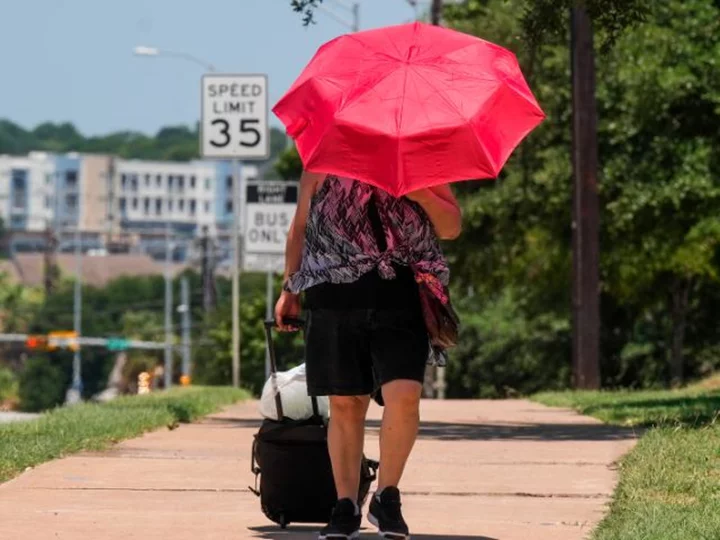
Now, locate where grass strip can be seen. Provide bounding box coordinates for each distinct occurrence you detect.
[0,386,248,484]
[532,384,720,540]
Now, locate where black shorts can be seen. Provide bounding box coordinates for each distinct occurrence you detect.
[303,267,429,397]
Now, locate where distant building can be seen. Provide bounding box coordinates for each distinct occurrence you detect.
[0,152,259,262]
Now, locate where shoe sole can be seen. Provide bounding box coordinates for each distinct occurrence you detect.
[367,512,410,539]
[318,533,359,540]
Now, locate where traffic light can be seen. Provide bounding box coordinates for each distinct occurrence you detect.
[48,331,79,352]
[26,335,48,350]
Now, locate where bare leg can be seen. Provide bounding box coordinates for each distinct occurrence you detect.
[328,395,371,501]
[377,380,422,490]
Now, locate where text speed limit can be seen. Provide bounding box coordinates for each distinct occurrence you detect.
[201,74,270,160]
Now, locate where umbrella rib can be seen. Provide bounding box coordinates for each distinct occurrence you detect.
[411,67,498,174]
[334,64,405,116]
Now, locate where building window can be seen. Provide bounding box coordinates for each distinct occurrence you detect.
[168,200,174,212]
[132,198,138,210]
[45,196,52,209]
[155,198,162,215]
[205,178,212,190]
[11,170,27,210]
[179,199,185,212]
[190,200,196,215]
[65,170,78,187]
[119,198,127,213]
[145,174,151,186]
[225,200,233,214]
[121,173,128,190]
[204,201,211,213]
[190,176,196,189]
[247,176,257,183]
[226,176,232,189]
[66,194,78,211]
[156,174,162,187]
[144,198,150,215]
[168,175,174,189]
[46,173,53,185]
[177,175,185,190]
[131,174,138,191]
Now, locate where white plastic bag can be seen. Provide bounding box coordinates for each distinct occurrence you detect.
[258,363,329,421]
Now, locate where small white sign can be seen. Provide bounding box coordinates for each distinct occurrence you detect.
[243,182,298,272]
[201,74,270,160]
[243,253,285,274]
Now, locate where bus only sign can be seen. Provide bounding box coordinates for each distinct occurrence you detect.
[243,182,298,263]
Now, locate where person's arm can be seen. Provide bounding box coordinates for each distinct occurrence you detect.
[406,184,462,240]
[283,170,323,283]
[275,170,324,330]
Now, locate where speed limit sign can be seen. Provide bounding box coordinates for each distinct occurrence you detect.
[201,74,270,160]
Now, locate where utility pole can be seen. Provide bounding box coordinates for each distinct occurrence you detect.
[231,160,242,388]
[164,223,174,389]
[180,276,191,381]
[200,225,217,312]
[67,226,83,404]
[430,0,443,25]
[351,2,360,32]
[570,4,601,390]
[43,222,58,295]
[44,174,60,295]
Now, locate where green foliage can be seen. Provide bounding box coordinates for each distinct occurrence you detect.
[449,290,571,398]
[442,0,720,393]
[193,280,304,395]
[291,0,324,26]
[18,356,67,412]
[275,145,303,181]
[0,120,288,164]
[0,367,18,405]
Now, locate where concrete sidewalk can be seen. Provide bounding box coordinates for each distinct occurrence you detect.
[0,400,638,540]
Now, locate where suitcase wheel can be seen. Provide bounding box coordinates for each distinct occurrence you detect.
[279,514,287,529]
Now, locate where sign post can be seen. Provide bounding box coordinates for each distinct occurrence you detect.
[201,74,270,388]
[243,181,298,378]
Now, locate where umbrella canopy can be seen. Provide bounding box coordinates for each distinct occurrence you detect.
[273,21,545,197]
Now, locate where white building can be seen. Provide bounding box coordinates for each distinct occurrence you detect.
[1,152,260,260]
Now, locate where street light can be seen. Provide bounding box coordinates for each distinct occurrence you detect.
[133,45,216,72]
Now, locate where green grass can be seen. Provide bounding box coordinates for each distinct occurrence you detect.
[0,386,248,484]
[532,383,720,540]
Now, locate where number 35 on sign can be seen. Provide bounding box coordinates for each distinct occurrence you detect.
[201,74,270,160]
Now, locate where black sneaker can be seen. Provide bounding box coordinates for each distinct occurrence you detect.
[368,487,410,539]
[319,498,361,539]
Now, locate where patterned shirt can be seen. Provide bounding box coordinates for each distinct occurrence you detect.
[286,175,449,295]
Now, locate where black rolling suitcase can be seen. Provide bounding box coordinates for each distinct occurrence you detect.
[250,319,379,529]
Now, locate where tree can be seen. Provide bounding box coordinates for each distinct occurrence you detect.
[275,146,303,181]
[0,121,289,166]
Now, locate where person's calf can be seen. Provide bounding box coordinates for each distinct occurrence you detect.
[328,395,371,502]
[377,380,421,491]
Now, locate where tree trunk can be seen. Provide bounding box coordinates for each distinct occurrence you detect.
[430,0,443,25]
[669,280,691,388]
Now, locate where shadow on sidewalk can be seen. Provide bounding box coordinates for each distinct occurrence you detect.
[206,417,638,442]
[248,525,497,539]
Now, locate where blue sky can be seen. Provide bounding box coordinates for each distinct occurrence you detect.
[0,0,415,136]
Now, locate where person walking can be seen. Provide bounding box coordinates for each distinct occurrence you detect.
[275,171,461,539]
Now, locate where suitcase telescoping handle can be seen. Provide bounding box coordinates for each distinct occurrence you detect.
[263,318,320,421]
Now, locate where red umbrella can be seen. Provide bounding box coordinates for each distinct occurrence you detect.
[273,21,545,197]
